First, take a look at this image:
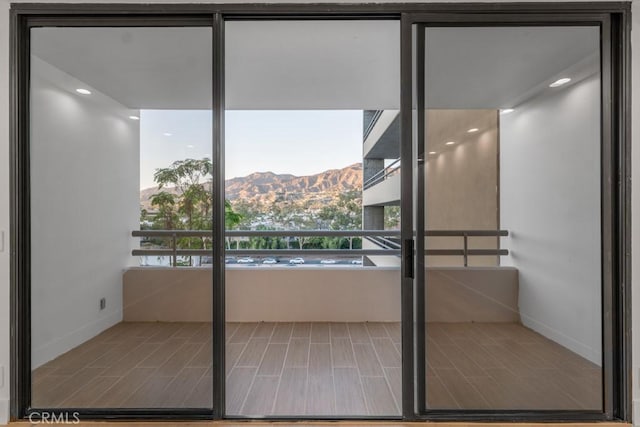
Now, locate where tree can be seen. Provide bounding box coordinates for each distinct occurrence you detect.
[153,159,213,231]
[147,158,242,264]
[225,200,242,229]
[318,190,362,249]
[384,206,401,230]
[149,191,178,230]
[225,200,243,249]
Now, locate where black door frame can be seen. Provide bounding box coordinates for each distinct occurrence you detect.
[404,11,630,421]
[9,2,631,423]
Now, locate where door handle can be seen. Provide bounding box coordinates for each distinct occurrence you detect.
[403,239,414,279]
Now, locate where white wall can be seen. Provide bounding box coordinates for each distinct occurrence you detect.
[500,74,602,365]
[29,56,139,368]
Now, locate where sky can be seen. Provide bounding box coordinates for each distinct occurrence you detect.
[139,110,363,190]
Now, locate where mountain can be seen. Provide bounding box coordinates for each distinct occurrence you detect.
[225,163,362,202]
[140,163,363,211]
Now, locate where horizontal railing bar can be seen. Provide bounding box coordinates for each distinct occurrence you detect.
[132,248,508,257]
[134,230,396,238]
[133,230,213,238]
[427,230,509,237]
[133,249,400,256]
[363,159,401,190]
[427,249,509,256]
[226,230,396,237]
[229,249,399,256]
[133,229,509,238]
[363,158,400,185]
[134,249,210,256]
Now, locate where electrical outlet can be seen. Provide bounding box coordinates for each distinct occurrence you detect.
[99,298,106,311]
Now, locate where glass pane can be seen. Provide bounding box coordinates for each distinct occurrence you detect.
[30,26,214,410]
[422,26,602,410]
[224,20,401,417]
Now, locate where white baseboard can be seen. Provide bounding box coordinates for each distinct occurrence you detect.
[32,309,122,369]
[520,311,601,366]
[0,397,8,426]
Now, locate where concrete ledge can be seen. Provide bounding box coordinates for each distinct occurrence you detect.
[123,266,518,323]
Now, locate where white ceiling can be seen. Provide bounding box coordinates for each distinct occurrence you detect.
[31,23,598,111]
[424,26,599,109]
[225,20,400,110]
[31,26,214,110]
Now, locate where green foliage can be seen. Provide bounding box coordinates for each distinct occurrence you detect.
[318,190,362,230]
[149,191,179,230]
[147,158,241,231]
[144,158,242,264]
[225,200,242,229]
[384,205,401,230]
[226,190,363,250]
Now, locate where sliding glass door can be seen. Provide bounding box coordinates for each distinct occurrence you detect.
[28,22,215,413]
[223,19,402,418]
[410,17,607,415]
[13,6,625,422]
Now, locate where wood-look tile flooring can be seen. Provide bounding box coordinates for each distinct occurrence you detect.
[32,322,600,415]
[225,322,401,416]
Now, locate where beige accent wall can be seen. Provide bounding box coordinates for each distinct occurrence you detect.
[425,109,499,267]
[123,266,519,323]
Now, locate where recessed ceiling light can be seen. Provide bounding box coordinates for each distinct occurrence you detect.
[75,88,91,95]
[500,109,514,115]
[445,141,455,146]
[187,144,194,149]
[467,128,479,133]
[163,132,172,137]
[129,115,140,121]
[550,77,571,88]
[428,151,437,155]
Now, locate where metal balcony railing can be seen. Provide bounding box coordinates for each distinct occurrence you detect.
[363,110,384,141]
[132,229,508,267]
[363,158,400,190]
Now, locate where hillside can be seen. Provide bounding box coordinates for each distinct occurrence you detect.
[140,163,363,212]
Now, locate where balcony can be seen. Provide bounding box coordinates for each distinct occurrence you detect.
[362,159,401,207]
[30,227,599,414]
[363,110,400,160]
[125,229,512,321]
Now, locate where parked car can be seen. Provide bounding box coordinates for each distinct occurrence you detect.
[262,258,278,264]
[289,257,305,264]
[237,257,255,264]
[320,259,336,264]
